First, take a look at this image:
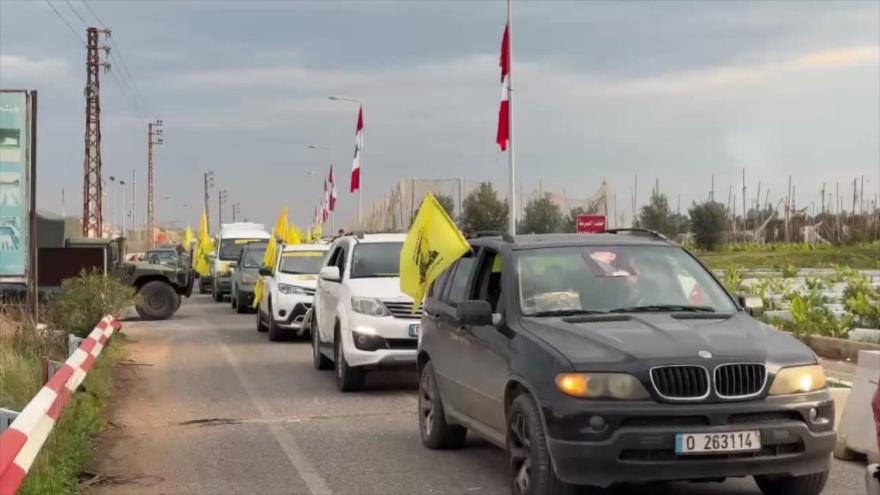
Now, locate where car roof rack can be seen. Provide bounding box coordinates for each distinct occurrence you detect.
[601,228,670,242]
[466,231,515,242]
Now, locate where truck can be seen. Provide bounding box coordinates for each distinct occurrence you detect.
[211,223,271,302]
[50,237,193,320]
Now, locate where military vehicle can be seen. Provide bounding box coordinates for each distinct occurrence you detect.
[63,237,193,320]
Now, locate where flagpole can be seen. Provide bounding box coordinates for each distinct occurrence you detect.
[506,0,516,235]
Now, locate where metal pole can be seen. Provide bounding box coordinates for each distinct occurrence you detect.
[27,91,38,319]
[506,0,516,235]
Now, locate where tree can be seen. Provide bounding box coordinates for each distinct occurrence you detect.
[639,192,672,235]
[461,182,508,233]
[562,207,586,232]
[688,201,729,250]
[520,198,562,234]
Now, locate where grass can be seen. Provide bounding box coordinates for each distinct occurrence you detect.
[0,306,123,495]
[696,242,880,270]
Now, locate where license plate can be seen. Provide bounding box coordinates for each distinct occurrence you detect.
[408,323,421,338]
[675,430,760,455]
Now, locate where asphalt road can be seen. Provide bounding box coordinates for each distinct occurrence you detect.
[88,295,868,495]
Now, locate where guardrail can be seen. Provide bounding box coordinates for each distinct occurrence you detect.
[0,315,122,495]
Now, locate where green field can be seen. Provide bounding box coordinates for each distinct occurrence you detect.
[695,242,879,270]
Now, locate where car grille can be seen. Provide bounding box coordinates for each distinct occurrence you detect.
[382,300,422,319]
[727,411,801,425]
[385,338,418,350]
[714,364,766,398]
[650,366,709,400]
[619,442,803,462]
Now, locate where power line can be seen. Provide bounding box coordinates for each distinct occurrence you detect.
[79,0,148,120]
[63,0,89,28]
[44,0,85,44]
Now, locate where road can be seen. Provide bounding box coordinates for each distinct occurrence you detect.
[88,295,868,495]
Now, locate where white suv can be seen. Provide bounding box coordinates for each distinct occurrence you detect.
[256,243,329,341]
[310,233,419,391]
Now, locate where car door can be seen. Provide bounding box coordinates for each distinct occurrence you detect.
[317,243,344,339]
[455,248,511,433]
[430,253,479,415]
[422,263,461,413]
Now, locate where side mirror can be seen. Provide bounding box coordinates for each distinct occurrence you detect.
[457,300,493,326]
[258,266,273,277]
[738,294,764,317]
[320,266,341,282]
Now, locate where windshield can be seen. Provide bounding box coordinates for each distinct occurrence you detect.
[219,238,264,261]
[147,250,177,262]
[279,251,325,274]
[241,247,266,268]
[350,242,403,278]
[516,245,735,315]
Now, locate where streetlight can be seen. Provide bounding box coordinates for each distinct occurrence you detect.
[329,95,363,227]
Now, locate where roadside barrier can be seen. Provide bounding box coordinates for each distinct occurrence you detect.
[0,315,122,495]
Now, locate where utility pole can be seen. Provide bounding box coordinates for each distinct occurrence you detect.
[203,171,214,232]
[785,176,792,242]
[218,189,228,227]
[232,202,241,222]
[741,168,746,231]
[859,175,865,214]
[147,120,163,248]
[852,178,858,215]
[82,26,111,237]
[710,174,715,202]
[821,182,826,215]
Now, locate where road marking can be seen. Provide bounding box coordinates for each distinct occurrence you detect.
[216,335,332,495]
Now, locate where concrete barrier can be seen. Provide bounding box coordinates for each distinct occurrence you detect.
[834,350,880,462]
[0,316,122,495]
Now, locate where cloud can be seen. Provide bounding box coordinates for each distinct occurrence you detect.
[0,54,76,87]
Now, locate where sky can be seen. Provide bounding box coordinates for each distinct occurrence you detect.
[1,0,878,229]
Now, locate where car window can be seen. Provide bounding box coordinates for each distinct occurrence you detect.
[219,238,264,261]
[472,249,503,312]
[429,269,452,299]
[445,256,477,305]
[241,248,265,268]
[279,251,325,274]
[349,242,403,278]
[516,245,736,315]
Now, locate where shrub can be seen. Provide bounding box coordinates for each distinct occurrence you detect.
[47,269,137,338]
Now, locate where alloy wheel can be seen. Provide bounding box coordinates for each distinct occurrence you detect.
[419,371,435,436]
[509,411,532,494]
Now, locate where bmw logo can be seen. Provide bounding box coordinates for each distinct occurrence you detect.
[698,350,713,359]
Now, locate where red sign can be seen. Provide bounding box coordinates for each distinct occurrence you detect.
[576,214,606,234]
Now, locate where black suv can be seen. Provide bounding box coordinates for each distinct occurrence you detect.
[417,231,834,495]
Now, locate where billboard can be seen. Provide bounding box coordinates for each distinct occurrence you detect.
[576,214,606,234]
[0,91,33,283]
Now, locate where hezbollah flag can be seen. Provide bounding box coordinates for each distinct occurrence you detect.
[287,224,303,245]
[184,226,195,251]
[274,207,289,242]
[400,193,470,309]
[194,211,214,277]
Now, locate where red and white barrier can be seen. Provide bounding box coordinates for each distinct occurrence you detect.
[0,315,122,495]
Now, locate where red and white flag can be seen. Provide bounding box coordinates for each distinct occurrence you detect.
[496,22,510,151]
[322,179,330,223]
[351,106,363,193]
[328,166,337,212]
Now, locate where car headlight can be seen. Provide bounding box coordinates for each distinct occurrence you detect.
[351,297,390,317]
[554,373,650,400]
[242,274,257,284]
[768,365,826,395]
[278,283,306,295]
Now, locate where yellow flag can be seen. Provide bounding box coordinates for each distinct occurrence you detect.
[274,207,289,242]
[262,230,278,269]
[193,211,214,277]
[313,223,322,241]
[184,226,195,250]
[400,193,470,309]
[286,225,302,245]
[252,277,265,309]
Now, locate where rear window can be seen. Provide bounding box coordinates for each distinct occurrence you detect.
[350,242,403,278]
[219,238,264,260]
[241,247,266,268]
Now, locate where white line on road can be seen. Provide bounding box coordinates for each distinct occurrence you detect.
[216,333,332,495]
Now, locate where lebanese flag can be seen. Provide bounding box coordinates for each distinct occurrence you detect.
[351,106,363,193]
[496,22,510,151]
[328,166,337,212]
[322,180,330,223]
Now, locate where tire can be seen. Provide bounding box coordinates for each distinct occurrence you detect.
[507,394,575,495]
[212,283,223,302]
[256,308,268,332]
[198,278,209,294]
[267,302,284,342]
[334,325,365,392]
[136,281,179,321]
[231,287,237,309]
[312,319,332,370]
[419,361,467,449]
[235,291,249,314]
[754,471,829,495]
